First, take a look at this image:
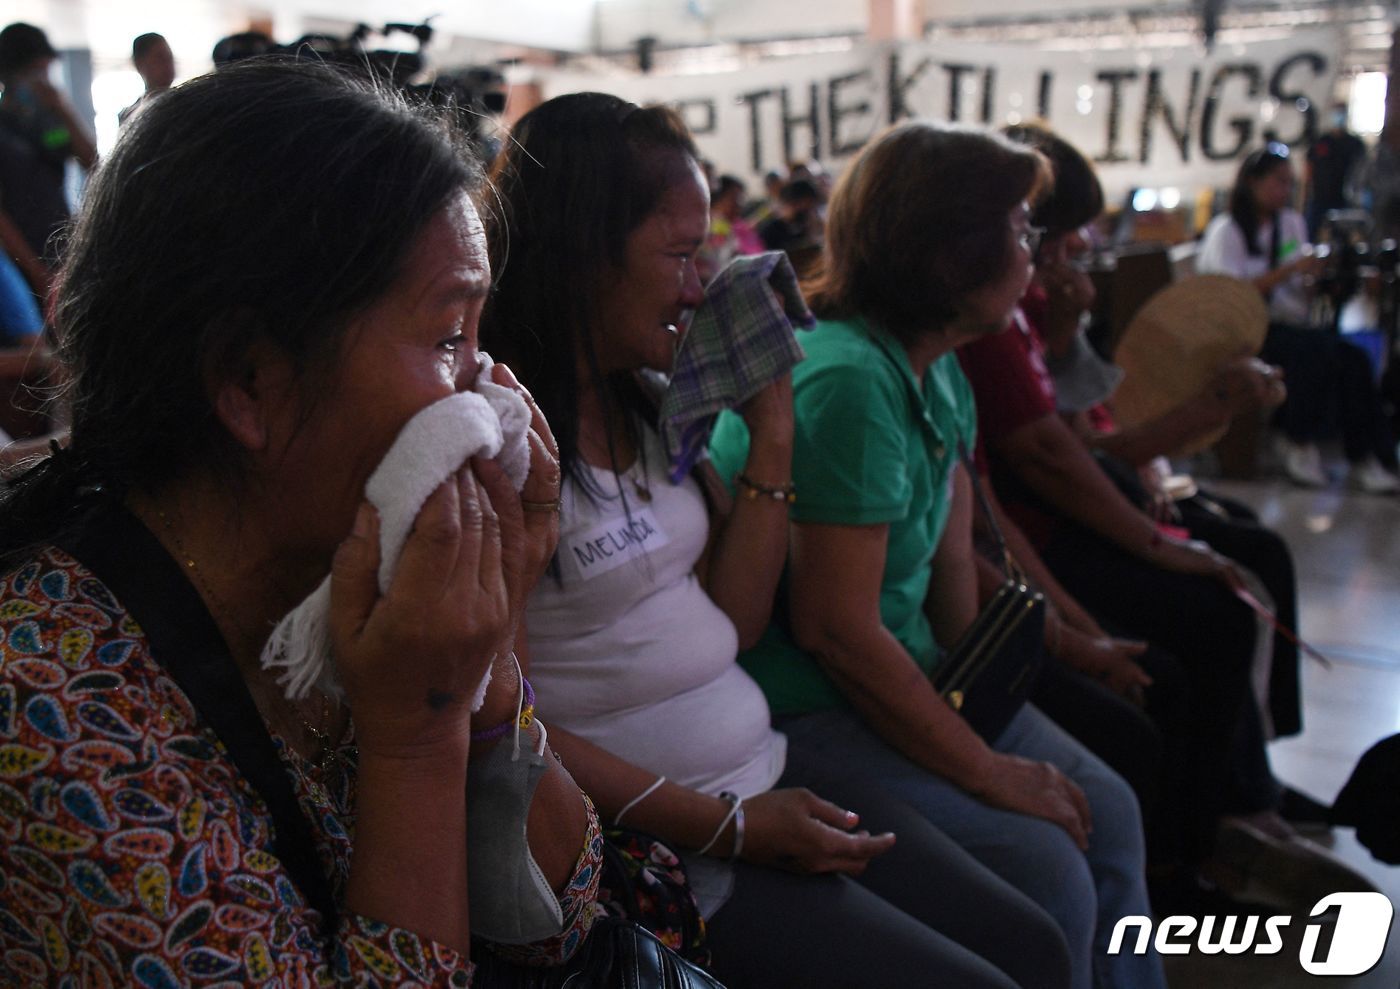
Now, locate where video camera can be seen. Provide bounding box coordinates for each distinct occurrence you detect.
[212,21,508,154]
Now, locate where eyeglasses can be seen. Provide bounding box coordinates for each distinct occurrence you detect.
[1018,224,1047,256]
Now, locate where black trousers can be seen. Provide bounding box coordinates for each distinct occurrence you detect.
[1176,491,1302,738]
[1039,522,1265,863]
[1092,458,1302,738]
[1031,644,1190,866]
[703,754,1072,989]
[1261,322,1396,467]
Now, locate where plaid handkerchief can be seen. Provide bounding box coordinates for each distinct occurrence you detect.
[660,252,811,482]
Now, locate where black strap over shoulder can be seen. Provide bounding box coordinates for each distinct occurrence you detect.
[958,441,1020,581]
[55,497,339,931]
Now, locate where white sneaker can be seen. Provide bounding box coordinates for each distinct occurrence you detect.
[1281,440,1328,487]
[1349,457,1400,494]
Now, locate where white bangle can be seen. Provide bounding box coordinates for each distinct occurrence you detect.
[613,775,666,828]
[697,790,742,856]
[729,801,746,862]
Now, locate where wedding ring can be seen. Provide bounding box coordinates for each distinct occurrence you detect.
[521,498,562,514]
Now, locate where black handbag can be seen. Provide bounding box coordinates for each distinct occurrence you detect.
[473,917,726,989]
[930,446,1046,742]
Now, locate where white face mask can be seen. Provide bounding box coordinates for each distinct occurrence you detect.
[465,664,566,944]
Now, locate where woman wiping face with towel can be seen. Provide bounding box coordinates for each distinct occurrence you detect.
[0,61,599,985]
[482,93,1075,989]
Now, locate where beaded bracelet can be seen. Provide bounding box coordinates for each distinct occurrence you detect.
[470,676,535,743]
[697,790,743,857]
[737,473,796,504]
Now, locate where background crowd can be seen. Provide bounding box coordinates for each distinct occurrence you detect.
[0,16,1397,989]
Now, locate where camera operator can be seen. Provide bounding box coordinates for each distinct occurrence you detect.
[210,23,507,159]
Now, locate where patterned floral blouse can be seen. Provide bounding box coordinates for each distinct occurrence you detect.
[0,546,603,987]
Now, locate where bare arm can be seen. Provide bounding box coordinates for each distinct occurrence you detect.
[337,369,585,951]
[993,412,1237,582]
[925,463,979,644]
[517,617,894,875]
[698,376,793,649]
[1092,401,1231,466]
[331,481,493,952]
[31,77,97,170]
[0,207,50,295]
[1249,253,1323,297]
[538,717,894,874]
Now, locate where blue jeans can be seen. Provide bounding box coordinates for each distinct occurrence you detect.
[777,704,1166,989]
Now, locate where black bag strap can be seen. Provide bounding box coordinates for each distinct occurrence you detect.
[957,440,1019,581]
[56,498,340,931]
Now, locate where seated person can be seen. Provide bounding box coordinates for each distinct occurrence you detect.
[483,91,1071,989]
[757,178,821,255]
[697,174,764,284]
[711,121,1164,989]
[0,62,598,985]
[1012,124,1305,745]
[958,125,1320,903]
[1197,144,1400,493]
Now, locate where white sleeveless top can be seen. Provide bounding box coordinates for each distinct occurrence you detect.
[525,427,786,800]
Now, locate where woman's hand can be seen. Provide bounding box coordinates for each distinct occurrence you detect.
[740,788,896,876]
[489,362,562,626]
[1145,533,1245,592]
[1037,248,1096,355]
[1206,356,1286,417]
[1056,624,1152,703]
[1138,462,1180,526]
[330,470,509,758]
[972,754,1093,850]
[1284,252,1327,281]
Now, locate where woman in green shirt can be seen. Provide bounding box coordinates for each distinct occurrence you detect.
[710,122,1164,989]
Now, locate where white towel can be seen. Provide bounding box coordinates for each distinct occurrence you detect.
[260,354,531,702]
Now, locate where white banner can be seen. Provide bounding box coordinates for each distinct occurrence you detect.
[540,29,1342,202]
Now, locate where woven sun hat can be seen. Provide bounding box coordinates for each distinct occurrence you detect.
[1111,274,1269,455]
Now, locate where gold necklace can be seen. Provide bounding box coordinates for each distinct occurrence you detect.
[154,507,339,770]
[296,692,340,773]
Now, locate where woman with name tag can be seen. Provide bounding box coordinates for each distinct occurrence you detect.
[482,92,1071,988]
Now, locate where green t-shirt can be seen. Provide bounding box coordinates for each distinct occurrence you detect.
[708,315,978,716]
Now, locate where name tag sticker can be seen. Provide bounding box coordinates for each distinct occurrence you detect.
[564,508,670,580]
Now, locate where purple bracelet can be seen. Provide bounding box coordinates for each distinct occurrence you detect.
[470,676,535,743]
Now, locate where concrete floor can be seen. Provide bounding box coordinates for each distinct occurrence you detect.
[1160,467,1400,989]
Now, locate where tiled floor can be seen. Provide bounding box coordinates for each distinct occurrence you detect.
[1161,466,1400,988]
